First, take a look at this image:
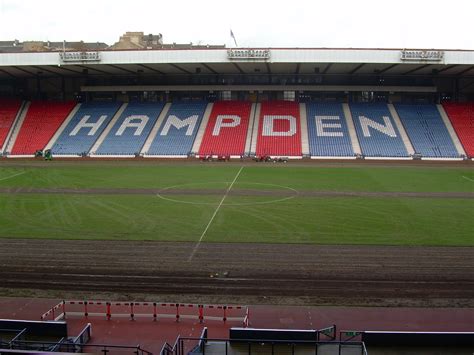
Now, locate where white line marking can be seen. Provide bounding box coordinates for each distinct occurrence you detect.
[462,175,474,182]
[156,181,298,206]
[0,171,26,182]
[188,166,244,261]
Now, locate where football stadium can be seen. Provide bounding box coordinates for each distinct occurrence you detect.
[0,9,473,355]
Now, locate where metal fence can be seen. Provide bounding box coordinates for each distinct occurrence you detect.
[161,335,368,355]
[7,339,153,354]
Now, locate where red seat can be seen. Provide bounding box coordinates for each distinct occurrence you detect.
[256,101,302,156]
[443,102,474,157]
[11,101,75,155]
[0,99,22,148]
[199,101,252,156]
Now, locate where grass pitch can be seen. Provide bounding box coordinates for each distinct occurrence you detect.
[0,162,472,246]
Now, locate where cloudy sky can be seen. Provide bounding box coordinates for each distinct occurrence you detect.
[1,0,473,49]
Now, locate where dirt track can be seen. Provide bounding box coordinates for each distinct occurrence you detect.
[0,239,472,307]
[0,157,473,169]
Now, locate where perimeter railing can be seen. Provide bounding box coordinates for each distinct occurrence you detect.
[7,339,153,354]
[162,335,367,355]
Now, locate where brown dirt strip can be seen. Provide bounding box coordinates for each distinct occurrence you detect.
[0,239,472,307]
[1,158,473,169]
[0,187,472,199]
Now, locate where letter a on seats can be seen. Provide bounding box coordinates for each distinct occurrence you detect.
[262,115,297,136]
[116,115,149,136]
[160,115,198,136]
[70,115,108,136]
[213,115,241,136]
[359,116,397,137]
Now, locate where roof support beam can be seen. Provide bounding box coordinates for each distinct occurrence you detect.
[0,68,17,78]
[32,65,62,77]
[201,63,218,74]
[106,64,137,74]
[31,65,82,75]
[168,63,192,74]
[322,63,333,74]
[232,63,244,74]
[436,64,458,74]
[54,66,83,75]
[77,65,114,75]
[456,65,474,76]
[460,79,474,90]
[349,63,365,75]
[137,64,165,75]
[403,64,431,75]
[377,64,398,74]
[12,66,36,75]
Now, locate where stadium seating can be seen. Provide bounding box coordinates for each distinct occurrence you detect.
[256,101,302,156]
[95,102,165,155]
[306,102,354,157]
[5,98,470,159]
[0,99,22,149]
[442,102,474,157]
[350,103,408,157]
[198,101,252,156]
[395,104,458,158]
[147,101,207,156]
[11,101,76,155]
[52,102,121,155]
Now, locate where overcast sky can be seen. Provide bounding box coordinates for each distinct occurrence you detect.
[1,0,473,49]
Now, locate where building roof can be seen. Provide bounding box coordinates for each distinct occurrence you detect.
[0,47,473,79]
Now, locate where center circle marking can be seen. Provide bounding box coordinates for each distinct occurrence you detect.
[156,181,298,206]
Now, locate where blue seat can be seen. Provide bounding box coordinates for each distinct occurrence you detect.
[96,102,164,155]
[395,104,459,158]
[306,103,354,156]
[52,102,121,155]
[350,103,408,157]
[147,101,207,155]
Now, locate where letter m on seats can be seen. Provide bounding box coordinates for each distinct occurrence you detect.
[359,116,397,137]
[160,115,198,136]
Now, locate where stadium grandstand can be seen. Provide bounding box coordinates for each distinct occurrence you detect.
[0,43,473,160]
[0,32,473,355]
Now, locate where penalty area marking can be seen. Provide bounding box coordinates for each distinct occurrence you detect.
[0,171,26,182]
[188,166,243,261]
[462,175,474,182]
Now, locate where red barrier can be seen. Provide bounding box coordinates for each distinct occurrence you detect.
[42,300,250,326]
[199,305,204,323]
[243,307,250,327]
[106,302,111,320]
[40,301,64,321]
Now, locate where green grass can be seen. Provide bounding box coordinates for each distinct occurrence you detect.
[0,164,473,192]
[0,162,472,246]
